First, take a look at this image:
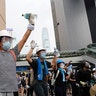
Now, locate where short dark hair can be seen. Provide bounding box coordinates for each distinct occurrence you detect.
[0,36,3,42]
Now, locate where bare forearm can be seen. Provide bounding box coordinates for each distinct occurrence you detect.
[51,56,57,65]
[51,56,57,70]
[65,60,72,69]
[18,29,32,52]
[26,48,34,63]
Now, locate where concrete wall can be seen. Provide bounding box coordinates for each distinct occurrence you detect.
[51,0,92,51]
[0,0,6,30]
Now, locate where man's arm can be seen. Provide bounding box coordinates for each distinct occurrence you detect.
[64,60,72,69]
[18,29,31,52]
[26,48,34,63]
[51,56,58,70]
[18,24,34,52]
[51,48,59,70]
[26,40,37,63]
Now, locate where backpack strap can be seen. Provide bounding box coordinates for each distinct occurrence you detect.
[9,50,16,61]
[51,70,60,85]
[55,70,60,79]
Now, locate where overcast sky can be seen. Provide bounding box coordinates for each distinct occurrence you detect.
[5,0,56,54]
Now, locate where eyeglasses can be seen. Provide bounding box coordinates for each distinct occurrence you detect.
[1,36,13,43]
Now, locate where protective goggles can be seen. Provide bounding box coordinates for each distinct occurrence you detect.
[1,36,13,43]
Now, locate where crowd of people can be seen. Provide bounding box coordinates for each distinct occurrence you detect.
[15,40,96,96]
[15,50,96,96]
[0,13,96,96]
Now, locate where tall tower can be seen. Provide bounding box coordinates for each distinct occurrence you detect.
[50,0,60,50]
[0,0,6,30]
[42,27,50,52]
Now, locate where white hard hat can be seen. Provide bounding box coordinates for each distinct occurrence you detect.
[36,47,46,54]
[0,30,13,38]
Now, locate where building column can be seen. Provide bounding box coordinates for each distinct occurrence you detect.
[84,0,96,43]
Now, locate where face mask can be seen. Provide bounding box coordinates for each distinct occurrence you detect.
[2,41,11,51]
[40,52,46,59]
[60,63,64,68]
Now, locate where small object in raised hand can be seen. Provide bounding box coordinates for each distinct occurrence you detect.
[22,13,37,25]
[54,48,60,57]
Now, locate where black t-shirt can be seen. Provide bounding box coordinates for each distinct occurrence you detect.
[76,68,91,83]
[54,69,68,86]
[28,59,51,80]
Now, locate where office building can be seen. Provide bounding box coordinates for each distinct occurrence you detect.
[51,0,95,51]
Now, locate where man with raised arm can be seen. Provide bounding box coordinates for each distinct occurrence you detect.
[26,40,52,96]
[0,20,34,96]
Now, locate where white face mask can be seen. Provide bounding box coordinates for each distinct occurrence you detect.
[60,63,64,68]
[2,41,11,51]
[40,52,46,59]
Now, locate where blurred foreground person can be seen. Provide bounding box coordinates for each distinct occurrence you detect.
[0,19,34,96]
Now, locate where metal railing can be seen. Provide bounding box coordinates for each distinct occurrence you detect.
[16,43,96,61]
[17,50,85,61]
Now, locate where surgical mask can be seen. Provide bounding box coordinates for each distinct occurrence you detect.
[60,65,64,68]
[2,41,11,51]
[60,63,64,68]
[40,52,46,59]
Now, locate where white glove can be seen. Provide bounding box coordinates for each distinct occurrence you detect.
[27,23,34,31]
[30,40,37,49]
[54,48,60,57]
[80,81,86,86]
[76,83,80,87]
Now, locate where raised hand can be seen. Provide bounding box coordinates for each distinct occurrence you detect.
[30,40,37,49]
[28,13,37,25]
[53,48,60,57]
